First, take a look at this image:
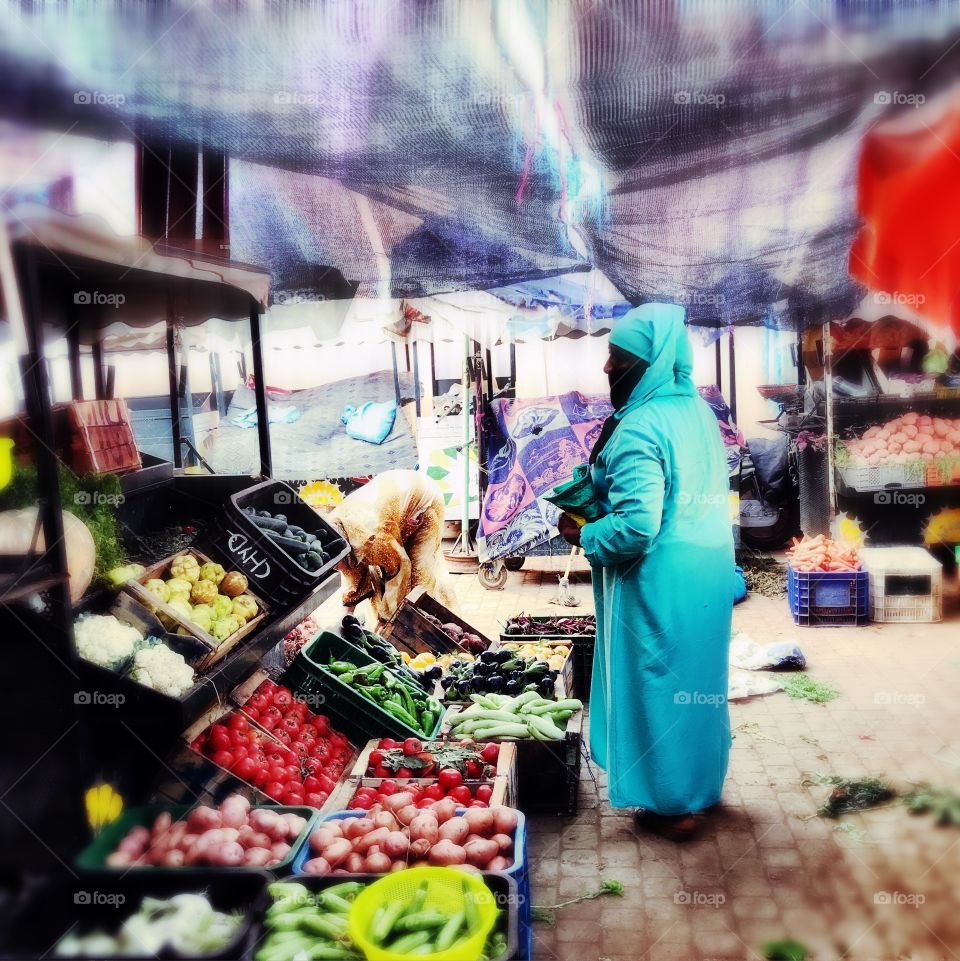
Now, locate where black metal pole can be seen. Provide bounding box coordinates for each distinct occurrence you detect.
[91,338,106,399]
[796,319,806,387]
[429,342,438,397]
[390,341,402,407]
[66,320,83,400]
[728,327,738,423]
[105,364,116,400]
[509,341,517,398]
[412,340,421,417]
[485,348,493,399]
[166,297,183,469]
[715,336,722,391]
[249,305,272,478]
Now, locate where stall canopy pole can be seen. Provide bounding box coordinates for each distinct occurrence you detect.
[796,320,806,387]
[390,341,401,407]
[715,337,722,391]
[412,340,421,417]
[509,341,517,398]
[727,327,738,423]
[165,298,183,469]
[461,334,471,545]
[91,338,106,399]
[66,320,82,400]
[249,305,272,478]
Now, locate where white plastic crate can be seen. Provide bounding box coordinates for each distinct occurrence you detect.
[837,462,926,493]
[860,547,943,623]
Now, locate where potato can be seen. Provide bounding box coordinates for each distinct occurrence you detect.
[438,817,470,845]
[428,840,466,866]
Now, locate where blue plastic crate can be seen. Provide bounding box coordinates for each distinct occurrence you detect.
[787,567,869,627]
[292,808,528,882]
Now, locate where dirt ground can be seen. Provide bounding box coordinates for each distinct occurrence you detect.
[317,555,960,961]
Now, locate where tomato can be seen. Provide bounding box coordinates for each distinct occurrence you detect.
[469,799,489,808]
[312,715,330,736]
[295,727,317,742]
[208,725,231,752]
[379,738,400,750]
[252,766,270,788]
[273,687,294,708]
[233,757,258,782]
[283,764,301,782]
[264,781,286,801]
[396,766,415,779]
[416,797,436,808]
[210,749,234,769]
[273,729,292,746]
[304,792,326,808]
[189,737,204,752]
[449,785,472,805]
[290,742,309,759]
[258,713,278,731]
[353,786,378,800]
[480,743,500,764]
[379,780,399,796]
[227,713,249,732]
[303,757,322,774]
[372,763,391,779]
[280,716,300,736]
[243,706,260,721]
[229,728,250,749]
[265,750,286,767]
[402,738,423,756]
[267,764,288,783]
[437,768,463,790]
[422,783,445,802]
[351,794,374,810]
[316,774,336,794]
[312,743,331,760]
[282,788,305,806]
[232,745,249,763]
[368,749,386,767]
[475,784,493,803]
[465,759,484,780]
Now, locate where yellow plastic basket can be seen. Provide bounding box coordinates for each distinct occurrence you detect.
[348,867,498,961]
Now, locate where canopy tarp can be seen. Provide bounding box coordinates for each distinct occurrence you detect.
[4,2,960,325]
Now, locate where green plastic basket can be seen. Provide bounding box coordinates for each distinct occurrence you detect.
[284,631,445,744]
[74,804,317,874]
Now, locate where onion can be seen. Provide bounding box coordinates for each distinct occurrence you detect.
[390,860,406,872]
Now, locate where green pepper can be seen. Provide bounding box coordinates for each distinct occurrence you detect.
[383,701,420,730]
[339,672,355,684]
[328,660,357,674]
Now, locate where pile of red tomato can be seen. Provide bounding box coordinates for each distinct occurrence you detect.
[348,776,496,811]
[364,737,500,780]
[189,680,353,807]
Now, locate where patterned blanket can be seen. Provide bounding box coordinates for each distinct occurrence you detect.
[479,386,743,561]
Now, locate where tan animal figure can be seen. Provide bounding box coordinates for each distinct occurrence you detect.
[328,470,457,624]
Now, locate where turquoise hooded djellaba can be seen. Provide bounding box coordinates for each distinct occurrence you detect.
[580,304,734,814]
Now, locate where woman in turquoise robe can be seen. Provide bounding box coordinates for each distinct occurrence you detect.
[558,304,733,840]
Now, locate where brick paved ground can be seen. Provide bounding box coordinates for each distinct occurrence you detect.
[319,556,960,960]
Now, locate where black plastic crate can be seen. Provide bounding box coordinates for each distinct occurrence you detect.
[203,479,349,608]
[514,733,582,816]
[0,870,268,960]
[572,635,595,703]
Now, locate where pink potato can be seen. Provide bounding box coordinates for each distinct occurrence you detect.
[271,841,291,860]
[187,806,222,833]
[243,847,272,867]
[302,857,331,875]
[282,813,307,838]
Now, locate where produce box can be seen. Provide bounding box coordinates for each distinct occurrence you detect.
[75,802,318,874]
[382,586,492,657]
[442,706,584,816]
[293,807,527,879]
[499,639,574,699]
[860,546,943,623]
[349,738,516,782]
[284,632,446,745]
[179,694,353,808]
[203,479,350,609]
[334,776,513,812]
[0,870,267,961]
[124,547,268,670]
[787,566,870,627]
[499,613,596,643]
[249,873,519,961]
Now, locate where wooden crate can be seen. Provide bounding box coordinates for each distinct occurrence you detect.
[498,639,575,700]
[336,775,513,809]
[124,547,268,670]
[441,706,583,816]
[349,738,517,783]
[381,587,493,656]
[68,399,141,474]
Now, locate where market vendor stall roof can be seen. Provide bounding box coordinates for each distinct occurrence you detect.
[1,206,270,342]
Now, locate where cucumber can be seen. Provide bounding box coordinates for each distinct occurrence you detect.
[250,513,288,533]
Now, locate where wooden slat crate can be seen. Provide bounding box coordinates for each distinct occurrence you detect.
[349,738,517,783]
[335,775,513,810]
[381,587,494,656]
[69,399,142,474]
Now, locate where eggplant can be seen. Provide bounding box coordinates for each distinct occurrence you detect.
[441,675,456,690]
[486,675,505,693]
[538,677,555,698]
[479,650,499,664]
[474,661,494,677]
[504,679,521,696]
[494,649,514,664]
[424,665,443,681]
[342,614,359,628]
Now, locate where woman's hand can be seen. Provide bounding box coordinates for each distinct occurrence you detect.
[557,512,582,547]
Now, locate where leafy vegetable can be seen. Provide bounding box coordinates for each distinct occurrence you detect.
[503,613,596,636]
[902,785,960,826]
[532,879,625,924]
[815,774,897,818]
[763,939,809,961]
[783,675,839,704]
